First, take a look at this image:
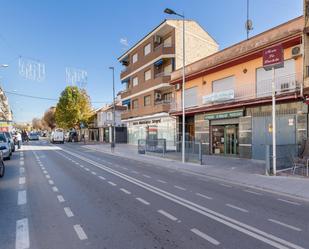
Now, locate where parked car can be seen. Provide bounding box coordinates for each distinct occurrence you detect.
[29,132,39,141]
[0,132,11,160]
[0,151,4,177]
[4,132,15,152]
[50,129,65,144]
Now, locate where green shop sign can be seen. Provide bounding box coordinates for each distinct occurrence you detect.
[205,110,244,120]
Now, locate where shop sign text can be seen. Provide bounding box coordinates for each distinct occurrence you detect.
[133,119,161,125]
[205,110,243,120]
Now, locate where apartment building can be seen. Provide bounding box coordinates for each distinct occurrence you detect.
[119,19,218,145]
[170,16,304,160]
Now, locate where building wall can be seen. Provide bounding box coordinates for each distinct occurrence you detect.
[171,20,219,70]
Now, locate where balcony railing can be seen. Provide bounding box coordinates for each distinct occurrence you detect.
[170,72,302,112]
[154,72,172,78]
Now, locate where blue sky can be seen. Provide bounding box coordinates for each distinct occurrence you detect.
[0,0,302,122]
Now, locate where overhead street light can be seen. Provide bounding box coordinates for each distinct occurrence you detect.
[164,7,186,163]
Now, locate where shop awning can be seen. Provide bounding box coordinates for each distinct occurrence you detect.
[154,59,163,67]
[122,99,130,105]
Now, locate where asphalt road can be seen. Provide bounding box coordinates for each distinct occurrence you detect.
[1,140,308,249]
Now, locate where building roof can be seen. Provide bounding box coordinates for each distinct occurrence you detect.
[96,104,127,113]
[171,16,304,84]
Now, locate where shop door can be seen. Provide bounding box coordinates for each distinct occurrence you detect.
[224,125,238,155]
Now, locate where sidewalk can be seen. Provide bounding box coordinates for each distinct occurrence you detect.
[82,143,309,201]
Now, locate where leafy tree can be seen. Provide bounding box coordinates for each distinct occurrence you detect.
[43,107,56,130]
[55,86,92,129]
[32,118,43,130]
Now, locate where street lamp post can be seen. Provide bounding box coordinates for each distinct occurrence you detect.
[164,8,186,163]
[109,66,116,151]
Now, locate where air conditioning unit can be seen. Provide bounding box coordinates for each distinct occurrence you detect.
[175,83,181,91]
[155,92,162,100]
[154,35,162,44]
[291,45,302,58]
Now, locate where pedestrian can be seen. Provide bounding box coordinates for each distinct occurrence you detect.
[16,132,22,149]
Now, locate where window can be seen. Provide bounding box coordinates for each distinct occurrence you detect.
[144,95,151,106]
[164,64,173,75]
[144,69,151,81]
[163,92,172,102]
[163,36,172,47]
[132,53,138,63]
[132,99,138,109]
[132,76,139,86]
[184,87,197,108]
[212,76,235,92]
[144,43,151,56]
[106,112,112,121]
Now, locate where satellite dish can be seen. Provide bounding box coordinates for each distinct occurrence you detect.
[245,19,253,31]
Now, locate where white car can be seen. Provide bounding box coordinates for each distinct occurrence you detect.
[50,129,65,144]
[0,132,11,160]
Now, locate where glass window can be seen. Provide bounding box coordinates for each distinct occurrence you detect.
[144,69,151,81]
[184,87,197,108]
[144,95,151,106]
[164,64,172,75]
[163,36,172,47]
[212,76,235,93]
[163,92,172,102]
[132,99,138,109]
[144,43,151,56]
[132,76,138,86]
[132,53,138,63]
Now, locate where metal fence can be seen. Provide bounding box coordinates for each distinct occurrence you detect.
[138,139,203,164]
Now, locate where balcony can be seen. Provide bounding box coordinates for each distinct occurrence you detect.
[121,101,171,120]
[171,72,302,112]
[120,44,175,79]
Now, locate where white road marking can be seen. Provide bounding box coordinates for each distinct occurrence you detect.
[80,165,84,168]
[157,179,167,184]
[268,219,302,232]
[57,195,65,203]
[174,185,186,191]
[120,188,131,194]
[73,224,88,240]
[191,228,220,246]
[196,193,213,200]
[108,181,116,186]
[91,171,97,175]
[226,204,249,213]
[75,162,79,165]
[122,167,128,170]
[19,161,24,166]
[143,174,151,178]
[136,197,150,205]
[98,176,106,180]
[62,149,305,249]
[15,218,30,249]
[52,186,59,192]
[48,180,54,185]
[84,168,90,171]
[64,207,74,217]
[17,190,27,205]
[158,209,178,221]
[45,175,50,179]
[278,199,301,206]
[220,183,232,188]
[19,177,26,185]
[19,167,25,175]
[244,190,263,196]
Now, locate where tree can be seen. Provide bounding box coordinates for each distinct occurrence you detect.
[55,86,92,129]
[32,118,43,130]
[43,107,56,130]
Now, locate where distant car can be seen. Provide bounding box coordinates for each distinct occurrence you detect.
[50,129,64,144]
[4,132,15,152]
[0,151,4,178]
[29,132,39,141]
[0,132,11,160]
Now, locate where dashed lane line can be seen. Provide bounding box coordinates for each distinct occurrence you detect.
[174,185,186,191]
[244,190,263,196]
[15,218,30,249]
[268,219,302,232]
[52,186,59,192]
[143,174,151,178]
[57,195,65,203]
[45,175,51,179]
[120,188,131,194]
[220,183,232,188]
[17,190,27,205]
[19,177,26,185]
[91,171,97,175]
[64,207,74,218]
[19,167,25,174]
[277,199,301,206]
[157,179,167,184]
[108,181,117,186]
[98,176,106,180]
[73,225,88,240]
[136,197,150,205]
[226,204,249,213]
[191,228,220,246]
[196,193,213,200]
[157,209,178,221]
[48,180,54,185]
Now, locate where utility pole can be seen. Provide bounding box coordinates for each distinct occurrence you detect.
[109,66,116,151]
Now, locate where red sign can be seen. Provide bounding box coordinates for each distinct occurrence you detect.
[263,44,284,70]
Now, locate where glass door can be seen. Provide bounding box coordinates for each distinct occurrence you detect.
[224,125,238,155]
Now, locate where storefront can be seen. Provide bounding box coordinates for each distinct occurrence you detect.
[125,114,176,146]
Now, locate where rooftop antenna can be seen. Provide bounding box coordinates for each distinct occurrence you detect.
[245,0,253,39]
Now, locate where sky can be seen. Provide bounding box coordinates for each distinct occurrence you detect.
[0,0,303,123]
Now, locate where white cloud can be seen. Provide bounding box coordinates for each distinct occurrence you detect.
[120,37,129,47]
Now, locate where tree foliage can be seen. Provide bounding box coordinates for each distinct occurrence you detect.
[55,86,92,129]
[32,118,44,130]
[43,107,56,130]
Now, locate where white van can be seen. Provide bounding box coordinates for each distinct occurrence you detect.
[50,129,65,144]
